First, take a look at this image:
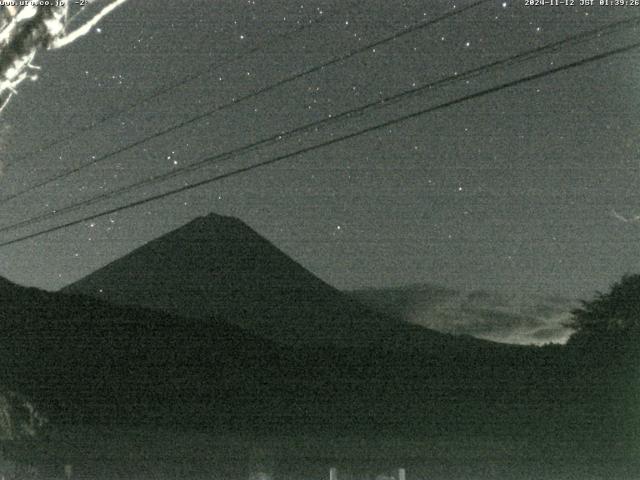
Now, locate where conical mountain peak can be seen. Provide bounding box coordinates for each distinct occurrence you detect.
[63,213,397,346]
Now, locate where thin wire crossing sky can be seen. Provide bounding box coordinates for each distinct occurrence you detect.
[0,0,638,299]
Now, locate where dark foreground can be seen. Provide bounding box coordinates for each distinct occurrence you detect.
[17,426,634,480]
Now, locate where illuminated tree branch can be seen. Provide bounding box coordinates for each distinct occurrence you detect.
[51,0,128,48]
[0,1,129,113]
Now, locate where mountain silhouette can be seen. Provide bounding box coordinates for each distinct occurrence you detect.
[0,275,295,430]
[58,214,608,437]
[0,274,543,436]
[1,272,634,464]
[0,274,527,436]
[63,213,469,349]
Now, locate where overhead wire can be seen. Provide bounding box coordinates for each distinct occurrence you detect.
[0,15,637,237]
[1,39,637,248]
[3,0,360,169]
[0,0,491,205]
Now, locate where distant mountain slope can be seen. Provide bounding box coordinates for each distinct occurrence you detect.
[1,276,634,459]
[350,284,577,345]
[0,275,527,433]
[62,214,474,349]
[0,276,294,429]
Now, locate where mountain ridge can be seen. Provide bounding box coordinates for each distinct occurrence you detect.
[0,257,632,457]
[0,273,537,436]
[63,213,487,350]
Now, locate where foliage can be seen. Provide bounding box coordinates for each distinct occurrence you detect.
[566,274,640,353]
[0,390,48,480]
[0,1,128,113]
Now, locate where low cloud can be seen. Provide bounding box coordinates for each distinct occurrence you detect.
[351,284,577,346]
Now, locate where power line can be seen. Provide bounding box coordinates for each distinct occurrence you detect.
[0,0,491,205]
[1,40,637,249]
[0,16,636,237]
[3,0,358,169]
[378,14,640,111]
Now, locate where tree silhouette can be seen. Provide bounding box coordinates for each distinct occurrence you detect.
[564,275,640,461]
[566,274,640,355]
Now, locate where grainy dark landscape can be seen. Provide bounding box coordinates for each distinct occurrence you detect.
[0,1,638,479]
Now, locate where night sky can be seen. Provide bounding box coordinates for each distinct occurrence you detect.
[0,0,638,299]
